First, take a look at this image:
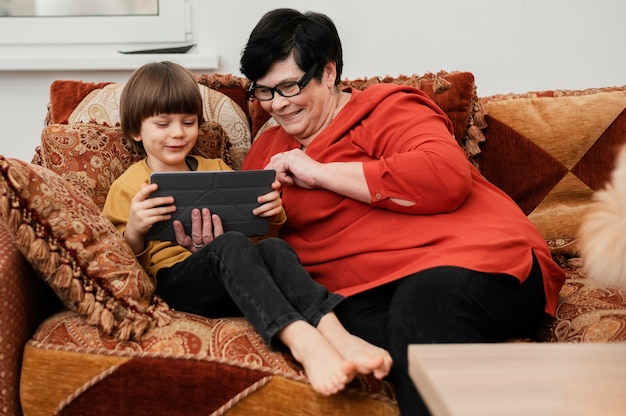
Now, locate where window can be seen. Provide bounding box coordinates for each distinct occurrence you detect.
[0,0,190,45]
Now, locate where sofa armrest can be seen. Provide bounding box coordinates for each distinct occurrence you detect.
[0,222,61,415]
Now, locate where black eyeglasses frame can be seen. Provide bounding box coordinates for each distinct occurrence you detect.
[248,63,319,101]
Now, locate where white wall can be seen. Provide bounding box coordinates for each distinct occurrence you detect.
[1,0,625,162]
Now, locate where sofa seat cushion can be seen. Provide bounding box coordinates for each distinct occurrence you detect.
[538,247,626,343]
[550,264,626,343]
[21,310,398,416]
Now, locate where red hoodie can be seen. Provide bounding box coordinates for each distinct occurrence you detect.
[243,84,566,315]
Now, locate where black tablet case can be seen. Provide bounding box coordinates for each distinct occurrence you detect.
[145,170,276,241]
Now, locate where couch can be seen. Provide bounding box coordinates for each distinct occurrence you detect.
[1,70,625,416]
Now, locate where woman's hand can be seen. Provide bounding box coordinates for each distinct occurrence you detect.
[265,149,373,204]
[253,180,284,220]
[266,149,322,189]
[174,208,224,253]
[124,183,176,254]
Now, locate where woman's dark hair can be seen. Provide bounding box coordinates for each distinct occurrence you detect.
[119,61,203,140]
[240,8,343,85]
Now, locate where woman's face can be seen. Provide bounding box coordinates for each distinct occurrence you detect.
[255,56,337,145]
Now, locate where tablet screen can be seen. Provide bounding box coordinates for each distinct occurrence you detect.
[145,169,276,241]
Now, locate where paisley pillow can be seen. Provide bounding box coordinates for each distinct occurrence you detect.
[36,121,231,210]
[0,156,171,341]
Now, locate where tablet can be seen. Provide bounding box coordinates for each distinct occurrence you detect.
[145,169,276,242]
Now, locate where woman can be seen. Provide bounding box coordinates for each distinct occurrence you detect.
[240,8,566,415]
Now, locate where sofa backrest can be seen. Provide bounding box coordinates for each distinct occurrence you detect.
[35,72,626,244]
[35,71,484,212]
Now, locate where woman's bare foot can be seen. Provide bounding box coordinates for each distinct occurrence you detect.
[279,320,358,395]
[317,313,393,379]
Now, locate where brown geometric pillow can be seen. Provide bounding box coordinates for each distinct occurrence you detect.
[36,121,231,210]
[0,156,171,341]
[477,86,626,239]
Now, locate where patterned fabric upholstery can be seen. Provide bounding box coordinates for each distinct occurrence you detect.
[21,311,397,416]
[36,121,230,210]
[0,222,60,416]
[538,255,626,343]
[5,73,626,416]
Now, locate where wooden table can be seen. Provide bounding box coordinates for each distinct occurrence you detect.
[408,342,626,416]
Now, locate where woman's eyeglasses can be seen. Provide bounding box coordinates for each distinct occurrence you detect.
[248,63,318,101]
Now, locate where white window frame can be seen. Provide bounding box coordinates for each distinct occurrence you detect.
[0,0,190,45]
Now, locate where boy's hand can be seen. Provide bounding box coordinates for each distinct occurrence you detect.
[253,180,284,220]
[174,208,224,252]
[125,183,175,254]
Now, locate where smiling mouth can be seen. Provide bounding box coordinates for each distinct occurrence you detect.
[280,109,302,121]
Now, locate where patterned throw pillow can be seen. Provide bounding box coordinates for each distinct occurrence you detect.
[196,84,249,169]
[37,123,143,210]
[0,156,171,341]
[36,121,231,210]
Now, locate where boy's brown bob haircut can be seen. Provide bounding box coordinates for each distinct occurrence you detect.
[120,61,204,140]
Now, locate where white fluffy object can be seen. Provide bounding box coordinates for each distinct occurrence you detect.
[579,144,626,290]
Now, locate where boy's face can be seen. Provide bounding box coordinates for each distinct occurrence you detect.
[132,113,199,172]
